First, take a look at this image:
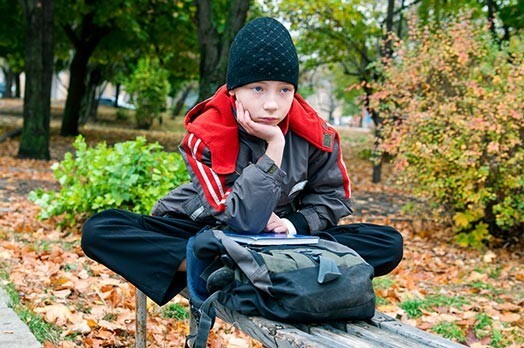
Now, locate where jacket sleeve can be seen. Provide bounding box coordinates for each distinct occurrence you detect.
[290,137,352,232]
[166,132,286,233]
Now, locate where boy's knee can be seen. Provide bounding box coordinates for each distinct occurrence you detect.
[80,210,112,256]
[377,226,403,276]
[388,228,404,268]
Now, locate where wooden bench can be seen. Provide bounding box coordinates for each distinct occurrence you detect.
[134,289,466,348]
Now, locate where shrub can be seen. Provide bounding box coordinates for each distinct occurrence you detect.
[29,136,189,226]
[126,57,170,129]
[370,16,523,246]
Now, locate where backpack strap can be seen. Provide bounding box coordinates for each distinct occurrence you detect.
[185,292,220,348]
[212,230,273,294]
[317,255,342,283]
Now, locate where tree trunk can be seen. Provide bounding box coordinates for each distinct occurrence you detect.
[114,83,120,107]
[61,49,89,135]
[195,0,250,102]
[368,0,396,183]
[18,0,54,160]
[397,0,405,38]
[372,160,382,184]
[383,0,395,58]
[80,67,102,125]
[172,84,193,118]
[368,96,384,184]
[3,68,14,98]
[1,69,7,98]
[60,14,111,136]
[15,73,21,98]
[485,0,498,42]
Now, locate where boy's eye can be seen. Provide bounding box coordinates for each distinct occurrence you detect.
[252,86,263,92]
[281,87,292,93]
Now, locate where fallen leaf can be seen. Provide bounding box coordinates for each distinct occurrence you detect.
[499,313,520,323]
[69,320,92,334]
[52,289,71,299]
[469,343,489,348]
[35,304,72,326]
[482,250,496,263]
[466,271,487,282]
[515,272,524,282]
[495,303,520,312]
[226,337,250,347]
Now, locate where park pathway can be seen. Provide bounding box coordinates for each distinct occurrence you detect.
[0,287,41,348]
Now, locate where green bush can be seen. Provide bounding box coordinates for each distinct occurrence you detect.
[29,136,189,226]
[126,57,170,129]
[371,16,524,246]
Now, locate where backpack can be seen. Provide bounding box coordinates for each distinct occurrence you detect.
[184,229,376,348]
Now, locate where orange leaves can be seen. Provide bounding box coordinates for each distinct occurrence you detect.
[377,225,524,346]
[1,131,523,347]
[35,304,73,326]
[0,162,262,347]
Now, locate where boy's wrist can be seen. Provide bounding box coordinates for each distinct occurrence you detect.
[256,155,286,179]
[280,218,297,235]
[284,212,310,235]
[265,139,285,167]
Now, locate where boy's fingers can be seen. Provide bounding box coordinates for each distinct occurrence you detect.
[272,226,288,234]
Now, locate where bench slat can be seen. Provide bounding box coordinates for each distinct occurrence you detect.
[370,312,466,348]
[213,300,336,347]
[346,322,422,348]
[309,327,380,348]
[272,328,343,348]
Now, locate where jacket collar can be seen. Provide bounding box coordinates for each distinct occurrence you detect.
[184,85,336,174]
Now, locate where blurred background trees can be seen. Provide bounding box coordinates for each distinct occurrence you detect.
[0,0,522,246]
[371,16,523,246]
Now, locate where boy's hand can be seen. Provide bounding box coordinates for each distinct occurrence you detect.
[236,100,284,144]
[265,213,288,234]
[236,100,285,167]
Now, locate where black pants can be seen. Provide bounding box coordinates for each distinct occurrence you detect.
[81,209,403,305]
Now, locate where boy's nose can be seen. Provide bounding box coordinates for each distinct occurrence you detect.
[263,99,278,112]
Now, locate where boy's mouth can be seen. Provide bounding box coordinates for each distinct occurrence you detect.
[258,117,279,124]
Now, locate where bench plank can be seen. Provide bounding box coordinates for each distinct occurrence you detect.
[370,312,466,348]
[345,322,422,348]
[309,327,379,348]
[214,299,337,347]
[135,289,466,348]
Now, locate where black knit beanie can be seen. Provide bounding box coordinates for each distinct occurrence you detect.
[226,17,299,90]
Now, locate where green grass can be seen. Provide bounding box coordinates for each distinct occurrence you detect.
[474,313,492,338]
[0,265,62,344]
[373,276,395,306]
[399,293,521,347]
[468,281,503,298]
[373,276,394,290]
[432,322,465,342]
[160,302,189,320]
[102,312,118,321]
[399,294,470,319]
[375,297,390,306]
[488,266,503,279]
[399,298,425,318]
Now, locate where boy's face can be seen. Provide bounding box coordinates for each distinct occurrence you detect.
[229,81,295,126]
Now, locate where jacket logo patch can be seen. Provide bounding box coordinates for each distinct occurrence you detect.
[323,133,334,148]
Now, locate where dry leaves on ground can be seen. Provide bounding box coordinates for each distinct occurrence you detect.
[0,127,523,347]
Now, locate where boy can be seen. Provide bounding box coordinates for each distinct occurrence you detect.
[81,17,403,307]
